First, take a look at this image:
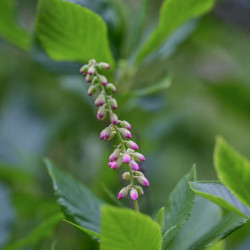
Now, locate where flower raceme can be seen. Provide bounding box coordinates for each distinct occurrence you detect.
[80,59,149,210]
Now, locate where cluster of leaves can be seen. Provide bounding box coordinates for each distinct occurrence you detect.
[42,137,250,250]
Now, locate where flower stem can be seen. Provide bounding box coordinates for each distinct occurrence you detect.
[102,86,140,213]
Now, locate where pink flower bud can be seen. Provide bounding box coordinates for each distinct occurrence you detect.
[110,161,119,169]
[108,162,112,167]
[80,65,88,74]
[120,121,132,130]
[135,186,144,196]
[130,188,138,200]
[133,152,145,161]
[99,62,110,69]
[129,161,139,171]
[109,148,120,162]
[110,158,122,169]
[122,172,130,180]
[118,187,129,199]
[100,127,112,140]
[95,94,105,106]
[87,65,95,75]
[119,128,132,139]
[99,75,108,86]
[123,153,131,164]
[109,98,118,110]
[85,74,93,83]
[87,85,96,96]
[107,83,116,93]
[111,113,118,125]
[97,107,106,121]
[137,176,149,187]
[108,131,116,141]
[126,140,139,150]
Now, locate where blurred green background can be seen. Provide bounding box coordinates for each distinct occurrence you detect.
[0,0,250,249]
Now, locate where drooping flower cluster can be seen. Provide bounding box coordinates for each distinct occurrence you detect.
[80,59,149,203]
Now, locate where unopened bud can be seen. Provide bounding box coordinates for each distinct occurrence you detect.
[123,153,131,164]
[98,62,110,70]
[80,65,88,75]
[87,65,95,75]
[109,148,120,162]
[109,98,118,110]
[120,121,132,130]
[119,128,132,139]
[100,127,112,140]
[98,75,108,86]
[95,94,105,106]
[93,76,99,84]
[133,152,145,162]
[108,131,116,140]
[126,140,139,150]
[87,85,96,96]
[122,172,130,180]
[107,83,116,93]
[97,106,106,121]
[110,158,122,169]
[129,161,139,171]
[135,186,144,196]
[110,113,118,125]
[85,74,93,83]
[118,187,129,199]
[130,188,138,200]
[137,176,149,187]
[134,171,144,177]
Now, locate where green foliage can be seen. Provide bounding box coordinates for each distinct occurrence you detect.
[0,0,30,50]
[1,0,249,248]
[100,206,162,250]
[167,197,246,250]
[64,220,101,239]
[189,212,247,250]
[155,207,165,229]
[132,75,171,97]
[190,182,250,218]
[214,137,250,207]
[0,163,34,187]
[3,213,63,250]
[136,0,216,64]
[162,167,196,248]
[36,0,115,66]
[45,159,105,236]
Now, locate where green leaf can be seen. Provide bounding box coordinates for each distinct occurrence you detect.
[207,240,225,250]
[132,75,171,97]
[3,213,63,250]
[165,197,221,250]
[190,181,250,218]
[101,183,123,207]
[162,166,196,247]
[64,220,101,239]
[45,158,105,236]
[167,196,246,250]
[214,137,250,207]
[189,212,247,250]
[155,207,165,229]
[136,0,215,64]
[36,0,115,67]
[100,206,162,250]
[0,0,30,50]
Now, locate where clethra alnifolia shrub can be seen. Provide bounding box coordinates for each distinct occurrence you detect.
[80,59,149,212]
